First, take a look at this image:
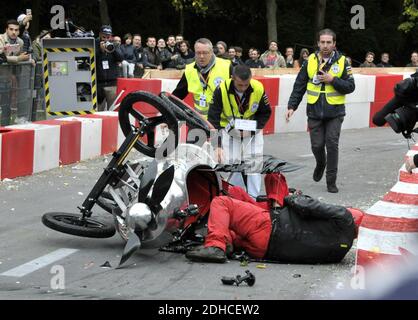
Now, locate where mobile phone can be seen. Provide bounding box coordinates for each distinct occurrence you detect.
[26,9,32,15]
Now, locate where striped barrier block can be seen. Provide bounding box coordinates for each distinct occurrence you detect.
[275,105,308,133]
[37,119,82,165]
[0,128,34,179]
[356,143,418,273]
[59,117,102,161]
[6,123,60,174]
[342,103,371,130]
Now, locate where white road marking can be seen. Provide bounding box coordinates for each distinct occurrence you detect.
[0,248,79,277]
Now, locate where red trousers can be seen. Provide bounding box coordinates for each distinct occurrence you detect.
[205,196,272,259]
[204,173,287,259]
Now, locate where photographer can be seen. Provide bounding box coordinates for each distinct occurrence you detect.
[95,25,123,111]
[372,74,418,173]
[372,74,418,136]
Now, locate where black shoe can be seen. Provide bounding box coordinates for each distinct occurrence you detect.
[186,246,226,263]
[327,183,339,193]
[313,163,326,182]
[225,243,234,258]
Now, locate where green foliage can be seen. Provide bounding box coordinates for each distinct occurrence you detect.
[170,0,209,13]
[399,0,418,33]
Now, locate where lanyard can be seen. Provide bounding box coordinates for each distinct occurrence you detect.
[225,81,248,120]
[234,92,246,115]
[225,81,238,121]
[198,68,214,94]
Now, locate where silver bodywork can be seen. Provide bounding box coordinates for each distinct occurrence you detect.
[108,143,221,248]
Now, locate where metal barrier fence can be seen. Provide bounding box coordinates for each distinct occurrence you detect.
[0,61,45,126]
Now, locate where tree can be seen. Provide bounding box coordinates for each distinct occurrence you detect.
[98,0,111,26]
[170,0,209,34]
[399,0,418,33]
[314,0,327,43]
[265,0,277,42]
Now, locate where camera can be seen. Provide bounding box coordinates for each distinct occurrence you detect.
[373,75,418,139]
[104,41,115,53]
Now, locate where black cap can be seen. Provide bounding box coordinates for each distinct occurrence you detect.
[100,25,112,35]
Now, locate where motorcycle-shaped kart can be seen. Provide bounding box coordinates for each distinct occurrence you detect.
[42,91,299,267]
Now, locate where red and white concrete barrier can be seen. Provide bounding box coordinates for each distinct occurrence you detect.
[0,72,415,181]
[356,142,418,272]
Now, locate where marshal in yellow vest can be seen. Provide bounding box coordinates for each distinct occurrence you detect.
[185,57,231,118]
[306,53,346,105]
[219,78,264,128]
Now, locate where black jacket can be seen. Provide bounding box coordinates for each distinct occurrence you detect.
[119,44,136,63]
[208,80,272,130]
[159,46,178,69]
[143,47,161,69]
[245,59,265,69]
[288,51,355,120]
[265,194,356,264]
[95,38,123,84]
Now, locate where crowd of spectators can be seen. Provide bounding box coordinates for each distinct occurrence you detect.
[1,10,418,77]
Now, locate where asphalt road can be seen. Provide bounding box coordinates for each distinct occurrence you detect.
[0,126,409,300]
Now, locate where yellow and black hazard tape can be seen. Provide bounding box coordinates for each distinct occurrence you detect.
[43,47,97,115]
[44,47,90,53]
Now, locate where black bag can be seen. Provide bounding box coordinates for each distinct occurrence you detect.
[265,194,356,264]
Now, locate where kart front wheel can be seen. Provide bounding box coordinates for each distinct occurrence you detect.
[42,212,116,238]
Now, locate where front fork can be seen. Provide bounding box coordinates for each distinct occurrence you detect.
[78,127,142,219]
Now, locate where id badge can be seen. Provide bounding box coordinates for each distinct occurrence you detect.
[312,74,320,85]
[234,119,257,131]
[102,60,110,70]
[199,94,206,108]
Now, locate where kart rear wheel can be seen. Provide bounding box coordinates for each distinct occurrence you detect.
[118,91,178,158]
[42,212,116,238]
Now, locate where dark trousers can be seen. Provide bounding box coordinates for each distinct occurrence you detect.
[308,116,344,183]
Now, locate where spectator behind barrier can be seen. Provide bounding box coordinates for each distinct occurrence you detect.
[376,52,393,68]
[32,30,51,62]
[175,40,195,70]
[160,35,179,69]
[120,33,136,78]
[406,51,418,68]
[132,34,145,77]
[297,48,310,68]
[260,40,286,69]
[0,19,29,64]
[245,48,265,68]
[143,36,162,70]
[17,12,32,54]
[359,51,376,68]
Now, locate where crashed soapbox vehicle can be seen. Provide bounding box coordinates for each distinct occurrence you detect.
[42,91,299,266]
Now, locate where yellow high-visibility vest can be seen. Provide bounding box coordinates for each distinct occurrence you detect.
[219,78,264,128]
[185,57,231,118]
[306,53,346,105]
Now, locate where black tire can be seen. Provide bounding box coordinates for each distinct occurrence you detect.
[118,91,179,157]
[159,92,213,136]
[42,212,116,238]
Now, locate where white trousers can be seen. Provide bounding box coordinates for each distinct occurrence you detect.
[221,129,264,198]
[121,60,135,78]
